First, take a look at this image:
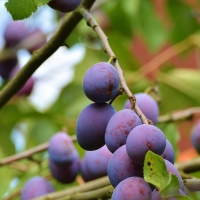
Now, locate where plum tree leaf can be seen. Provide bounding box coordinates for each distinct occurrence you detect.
[34,0,51,6]
[160,174,180,197]
[144,151,191,199]
[5,0,37,20]
[144,151,170,190]
[5,0,51,20]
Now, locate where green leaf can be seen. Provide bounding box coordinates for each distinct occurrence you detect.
[158,70,200,114]
[144,151,169,190]
[144,151,191,199]
[103,0,134,38]
[34,0,51,6]
[160,174,180,198]
[167,194,191,200]
[5,0,51,20]
[166,0,199,43]
[136,1,167,51]
[157,123,180,161]
[5,0,37,20]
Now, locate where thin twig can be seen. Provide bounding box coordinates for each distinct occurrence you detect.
[2,189,21,200]
[175,157,200,174]
[80,8,149,124]
[0,135,76,167]
[60,185,113,200]
[109,87,124,105]
[0,0,96,109]
[129,33,200,84]
[32,176,110,200]
[158,107,200,123]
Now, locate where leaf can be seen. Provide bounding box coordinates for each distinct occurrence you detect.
[103,0,134,38]
[136,1,168,51]
[166,0,199,43]
[158,70,200,114]
[5,0,51,20]
[157,123,180,161]
[5,0,37,20]
[144,151,191,199]
[160,174,180,197]
[144,151,169,190]
[34,0,51,6]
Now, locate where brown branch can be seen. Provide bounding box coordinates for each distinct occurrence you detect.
[129,33,200,84]
[158,107,200,123]
[2,189,21,200]
[59,185,113,200]
[183,179,200,192]
[175,157,200,174]
[0,135,76,167]
[80,8,149,124]
[32,176,110,200]
[0,0,96,109]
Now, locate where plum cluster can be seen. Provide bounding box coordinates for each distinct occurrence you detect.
[21,132,80,199]
[0,21,46,96]
[81,145,112,182]
[48,132,80,184]
[75,61,184,199]
[108,123,184,200]
[76,62,120,151]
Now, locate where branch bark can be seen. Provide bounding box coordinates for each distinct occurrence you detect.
[0,0,96,109]
[158,107,200,123]
[32,176,110,200]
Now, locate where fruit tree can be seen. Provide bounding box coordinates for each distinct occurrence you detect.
[0,0,200,199]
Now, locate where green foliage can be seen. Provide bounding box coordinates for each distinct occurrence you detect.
[166,0,199,43]
[144,151,191,199]
[5,0,51,20]
[1,0,200,199]
[158,123,180,161]
[136,1,168,51]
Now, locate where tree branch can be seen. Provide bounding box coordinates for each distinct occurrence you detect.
[32,176,110,200]
[158,107,200,123]
[80,8,149,124]
[0,0,96,109]
[0,135,76,167]
[183,179,200,192]
[129,33,200,84]
[175,157,200,174]
[59,185,113,200]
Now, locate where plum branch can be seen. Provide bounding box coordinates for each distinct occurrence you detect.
[176,157,200,174]
[128,32,200,85]
[0,135,76,167]
[58,185,113,200]
[0,0,96,109]
[158,107,200,123]
[32,176,111,200]
[80,8,149,124]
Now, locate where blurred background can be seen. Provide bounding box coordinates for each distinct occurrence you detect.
[0,0,200,198]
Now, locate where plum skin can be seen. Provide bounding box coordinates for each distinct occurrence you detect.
[48,0,82,13]
[21,176,54,200]
[83,62,120,103]
[105,109,142,153]
[126,124,166,165]
[76,103,116,151]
